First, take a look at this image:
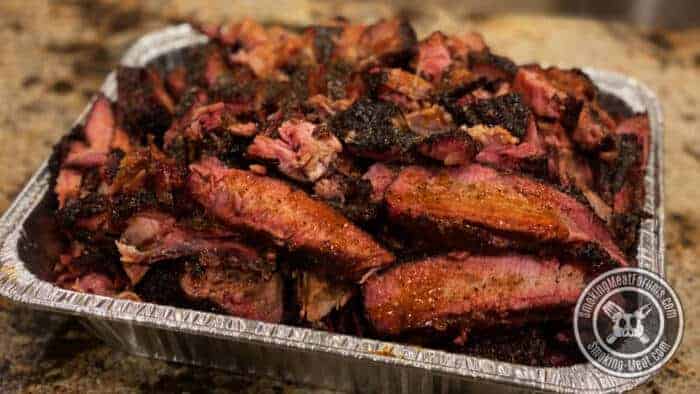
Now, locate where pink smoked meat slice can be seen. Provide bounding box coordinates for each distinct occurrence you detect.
[385,165,629,267]
[513,67,567,119]
[84,94,116,153]
[415,32,451,82]
[188,158,395,281]
[62,94,115,168]
[363,253,586,335]
[361,163,399,203]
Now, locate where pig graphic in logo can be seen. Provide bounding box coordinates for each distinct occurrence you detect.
[574,268,683,378]
[602,301,653,344]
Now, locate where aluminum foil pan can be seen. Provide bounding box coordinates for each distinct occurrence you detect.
[0,24,664,393]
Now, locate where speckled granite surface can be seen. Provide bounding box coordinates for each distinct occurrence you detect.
[0,1,698,392]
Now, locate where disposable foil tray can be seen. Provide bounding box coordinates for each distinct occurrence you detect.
[0,24,664,393]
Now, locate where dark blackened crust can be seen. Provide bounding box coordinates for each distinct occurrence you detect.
[311,25,342,64]
[597,91,635,120]
[116,66,173,140]
[559,96,584,131]
[48,125,84,187]
[134,259,225,313]
[595,122,650,254]
[202,132,252,168]
[361,69,387,98]
[610,212,647,255]
[513,155,550,180]
[67,240,127,277]
[56,192,107,228]
[329,98,419,159]
[383,320,584,366]
[569,242,623,273]
[457,93,531,138]
[598,134,641,197]
[468,50,518,80]
[317,174,382,224]
[179,43,230,88]
[397,20,418,50]
[103,150,126,183]
[109,190,158,224]
[323,60,354,100]
[207,70,258,107]
[460,323,585,367]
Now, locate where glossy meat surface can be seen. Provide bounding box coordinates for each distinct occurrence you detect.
[188,157,395,281]
[385,165,628,267]
[364,254,586,335]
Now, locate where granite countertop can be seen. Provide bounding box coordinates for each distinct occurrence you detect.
[1,0,698,392]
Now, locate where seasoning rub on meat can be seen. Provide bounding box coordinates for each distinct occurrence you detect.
[48,17,650,366]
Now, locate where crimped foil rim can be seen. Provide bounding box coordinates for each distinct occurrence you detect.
[0,24,663,393]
